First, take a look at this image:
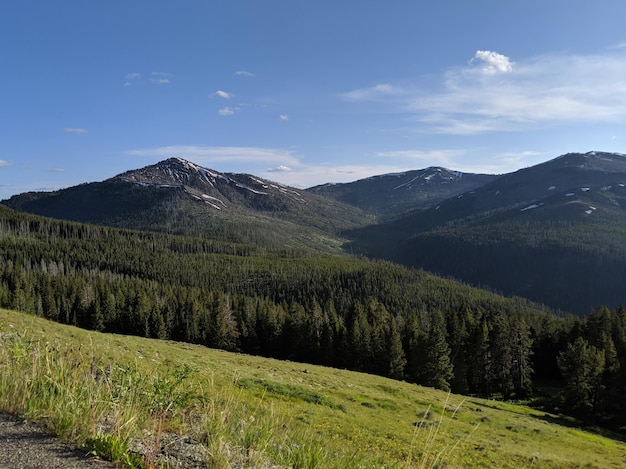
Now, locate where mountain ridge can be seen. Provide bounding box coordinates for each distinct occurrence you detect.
[3,151,626,313]
[1,157,374,252]
[346,151,626,313]
[307,165,497,217]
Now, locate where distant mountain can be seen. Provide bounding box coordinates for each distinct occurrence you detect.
[5,152,626,314]
[2,157,373,252]
[347,152,626,314]
[307,167,496,217]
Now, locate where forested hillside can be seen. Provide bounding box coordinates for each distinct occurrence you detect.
[8,153,626,315]
[307,167,496,217]
[348,152,626,314]
[2,158,372,253]
[2,204,626,428]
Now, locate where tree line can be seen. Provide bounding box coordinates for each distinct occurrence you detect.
[1,205,625,428]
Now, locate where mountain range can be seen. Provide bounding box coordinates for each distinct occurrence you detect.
[4,151,626,314]
[3,157,372,252]
[308,166,496,217]
[346,151,626,313]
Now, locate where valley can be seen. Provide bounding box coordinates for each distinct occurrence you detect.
[2,151,626,467]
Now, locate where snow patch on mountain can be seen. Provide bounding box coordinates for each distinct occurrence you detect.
[234,183,267,195]
[520,204,541,211]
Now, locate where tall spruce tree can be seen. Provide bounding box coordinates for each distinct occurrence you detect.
[557,337,606,424]
[419,309,453,391]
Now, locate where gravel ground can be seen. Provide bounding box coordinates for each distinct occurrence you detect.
[0,412,118,469]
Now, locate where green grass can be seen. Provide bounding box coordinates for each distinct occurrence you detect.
[1,308,625,468]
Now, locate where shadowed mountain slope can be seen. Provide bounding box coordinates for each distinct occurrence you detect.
[2,158,373,252]
[347,152,626,314]
[307,167,496,217]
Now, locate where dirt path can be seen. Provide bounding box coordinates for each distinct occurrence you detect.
[0,412,117,469]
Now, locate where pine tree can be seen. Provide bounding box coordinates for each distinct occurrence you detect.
[510,317,533,398]
[490,312,513,399]
[557,337,606,424]
[386,315,407,380]
[466,315,493,397]
[419,309,453,391]
[402,310,422,384]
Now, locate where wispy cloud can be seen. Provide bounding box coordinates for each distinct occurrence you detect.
[259,163,421,188]
[215,90,233,99]
[45,168,65,173]
[279,114,289,121]
[344,49,626,135]
[218,107,237,116]
[267,165,292,172]
[449,150,549,175]
[128,145,410,187]
[0,160,12,167]
[126,144,548,188]
[123,72,141,87]
[128,145,300,167]
[341,83,403,101]
[373,148,549,175]
[63,128,88,134]
[234,70,255,77]
[375,149,465,166]
[150,72,172,84]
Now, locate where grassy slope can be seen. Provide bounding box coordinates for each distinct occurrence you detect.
[1,308,624,468]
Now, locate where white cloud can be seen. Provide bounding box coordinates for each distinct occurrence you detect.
[342,49,626,135]
[215,90,233,99]
[128,145,301,167]
[375,149,465,166]
[446,150,549,175]
[410,50,626,134]
[471,50,513,74]
[259,163,420,188]
[234,70,255,77]
[279,114,289,121]
[218,107,236,116]
[267,165,292,172]
[150,72,172,84]
[126,145,550,188]
[0,160,11,167]
[127,145,405,187]
[63,128,88,134]
[123,73,141,87]
[341,83,403,101]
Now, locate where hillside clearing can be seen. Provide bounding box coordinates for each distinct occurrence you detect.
[1,308,625,468]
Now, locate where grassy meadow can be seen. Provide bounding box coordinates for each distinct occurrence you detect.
[1,308,625,468]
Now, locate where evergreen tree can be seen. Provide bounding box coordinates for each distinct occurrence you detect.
[557,337,606,424]
[348,302,371,371]
[386,315,407,380]
[489,312,513,399]
[401,310,422,384]
[419,309,453,391]
[466,315,493,397]
[510,317,533,398]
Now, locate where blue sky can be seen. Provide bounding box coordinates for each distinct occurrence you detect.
[2,1,626,199]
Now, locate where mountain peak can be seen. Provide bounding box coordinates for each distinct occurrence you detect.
[116,158,227,188]
[540,151,626,174]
